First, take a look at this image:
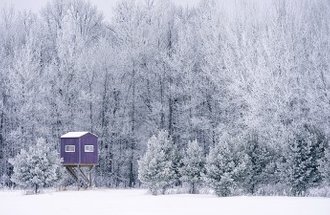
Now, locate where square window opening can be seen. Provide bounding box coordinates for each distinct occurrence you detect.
[85,145,94,152]
[65,145,75,152]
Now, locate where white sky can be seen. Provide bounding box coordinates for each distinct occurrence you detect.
[0,0,199,21]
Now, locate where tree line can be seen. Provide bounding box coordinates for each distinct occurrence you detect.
[139,128,329,196]
[0,0,329,195]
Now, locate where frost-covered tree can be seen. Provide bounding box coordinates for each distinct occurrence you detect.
[320,146,330,185]
[240,133,274,194]
[9,138,63,194]
[205,141,244,197]
[285,125,327,196]
[138,130,177,195]
[0,8,42,181]
[180,140,205,194]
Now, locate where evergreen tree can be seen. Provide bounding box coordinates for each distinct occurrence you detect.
[241,133,273,194]
[320,146,330,185]
[285,125,327,196]
[180,140,205,194]
[306,126,328,187]
[9,138,63,194]
[205,141,243,197]
[138,130,177,195]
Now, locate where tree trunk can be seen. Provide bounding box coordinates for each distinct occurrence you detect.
[168,97,173,136]
[191,182,196,194]
[0,111,4,160]
[34,184,39,194]
[129,68,136,188]
[160,75,165,129]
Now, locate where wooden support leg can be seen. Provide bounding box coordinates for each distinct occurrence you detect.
[78,167,89,186]
[89,166,92,187]
[65,165,94,189]
[77,167,80,191]
[65,166,78,181]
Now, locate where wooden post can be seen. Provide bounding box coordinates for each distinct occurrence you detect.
[89,166,92,187]
[77,166,80,191]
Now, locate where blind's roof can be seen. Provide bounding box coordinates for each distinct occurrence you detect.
[61,132,88,138]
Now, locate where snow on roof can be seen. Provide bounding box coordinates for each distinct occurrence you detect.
[61,132,89,138]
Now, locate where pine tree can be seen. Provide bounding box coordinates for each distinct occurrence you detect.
[205,141,241,197]
[320,146,330,185]
[138,130,177,195]
[285,125,327,196]
[241,133,273,194]
[306,126,328,187]
[9,138,63,194]
[180,140,205,194]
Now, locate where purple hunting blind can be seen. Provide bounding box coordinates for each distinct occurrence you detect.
[60,132,98,187]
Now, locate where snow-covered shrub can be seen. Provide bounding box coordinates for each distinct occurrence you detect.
[255,184,290,196]
[138,130,177,195]
[164,186,190,195]
[180,140,205,194]
[307,186,330,197]
[9,138,63,194]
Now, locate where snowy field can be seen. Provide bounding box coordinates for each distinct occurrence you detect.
[0,189,329,215]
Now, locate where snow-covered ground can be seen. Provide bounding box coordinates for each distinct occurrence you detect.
[0,189,329,215]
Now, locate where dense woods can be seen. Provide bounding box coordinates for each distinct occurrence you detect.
[0,0,329,196]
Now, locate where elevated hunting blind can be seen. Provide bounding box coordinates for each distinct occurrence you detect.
[60,132,98,187]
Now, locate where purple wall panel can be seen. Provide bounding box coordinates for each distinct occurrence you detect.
[60,138,79,165]
[80,133,98,165]
[60,133,98,165]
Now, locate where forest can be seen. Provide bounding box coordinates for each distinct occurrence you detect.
[0,0,329,196]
